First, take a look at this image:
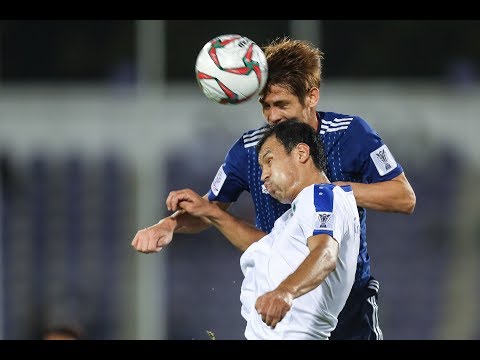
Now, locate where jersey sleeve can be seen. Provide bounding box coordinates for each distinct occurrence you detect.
[296,185,345,245]
[339,116,404,183]
[207,136,249,203]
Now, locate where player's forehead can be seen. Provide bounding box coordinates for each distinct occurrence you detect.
[258,136,281,161]
[259,84,296,104]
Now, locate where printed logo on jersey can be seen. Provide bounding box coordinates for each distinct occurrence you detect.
[370,144,397,176]
[314,212,334,231]
[210,165,227,196]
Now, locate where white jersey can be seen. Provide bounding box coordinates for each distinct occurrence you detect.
[240,183,360,340]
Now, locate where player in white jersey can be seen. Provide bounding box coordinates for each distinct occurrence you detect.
[163,120,360,339]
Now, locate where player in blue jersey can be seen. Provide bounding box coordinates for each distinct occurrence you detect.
[164,119,361,339]
[131,37,416,340]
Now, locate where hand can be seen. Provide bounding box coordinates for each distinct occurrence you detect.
[254,286,294,329]
[131,217,176,254]
[166,189,216,218]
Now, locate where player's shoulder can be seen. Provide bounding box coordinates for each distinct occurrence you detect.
[293,184,339,216]
[320,110,356,121]
[241,124,269,138]
[318,110,374,135]
[296,183,336,206]
[240,124,269,149]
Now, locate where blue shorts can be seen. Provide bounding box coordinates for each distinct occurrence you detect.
[330,276,383,340]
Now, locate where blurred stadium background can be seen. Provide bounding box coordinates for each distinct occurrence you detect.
[0,20,479,339]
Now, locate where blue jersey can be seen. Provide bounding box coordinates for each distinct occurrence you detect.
[208,111,403,289]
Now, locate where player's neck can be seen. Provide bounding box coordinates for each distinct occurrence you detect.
[318,171,330,184]
[307,111,319,132]
[311,171,330,186]
[289,170,329,203]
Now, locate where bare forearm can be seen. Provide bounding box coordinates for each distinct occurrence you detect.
[169,196,230,234]
[166,189,264,250]
[336,174,416,214]
[207,206,266,252]
[278,242,337,299]
[169,210,212,234]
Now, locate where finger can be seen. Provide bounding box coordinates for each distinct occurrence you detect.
[166,190,182,211]
[170,191,189,212]
[134,229,147,247]
[255,297,263,314]
[177,199,193,213]
[170,209,185,219]
[265,311,274,327]
[131,233,138,247]
[141,234,151,253]
[132,231,148,251]
[168,192,178,212]
[259,311,266,323]
[148,235,158,252]
[166,191,175,211]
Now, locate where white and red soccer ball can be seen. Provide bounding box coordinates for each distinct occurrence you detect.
[195,34,268,105]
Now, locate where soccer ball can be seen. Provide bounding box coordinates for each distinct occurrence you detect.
[195,34,268,105]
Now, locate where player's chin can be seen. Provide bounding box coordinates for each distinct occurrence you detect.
[269,191,284,203]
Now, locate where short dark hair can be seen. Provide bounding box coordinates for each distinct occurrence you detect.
[256,119,326,172]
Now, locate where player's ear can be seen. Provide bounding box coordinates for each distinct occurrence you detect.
[296,143,310,163]
[307,87,319,108]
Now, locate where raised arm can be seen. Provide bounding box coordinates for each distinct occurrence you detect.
[131,193,230,254]
[168,195,231,234]
[167,188,266,252]
[334,173,416,214]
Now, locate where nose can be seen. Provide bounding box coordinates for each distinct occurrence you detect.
[261,168,269,182]
[266,108,282,126]
[269,118,282,126]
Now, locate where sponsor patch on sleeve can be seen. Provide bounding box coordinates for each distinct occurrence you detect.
[370,144,397,176]
[210,165,227,196]
[313,211,334,232]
